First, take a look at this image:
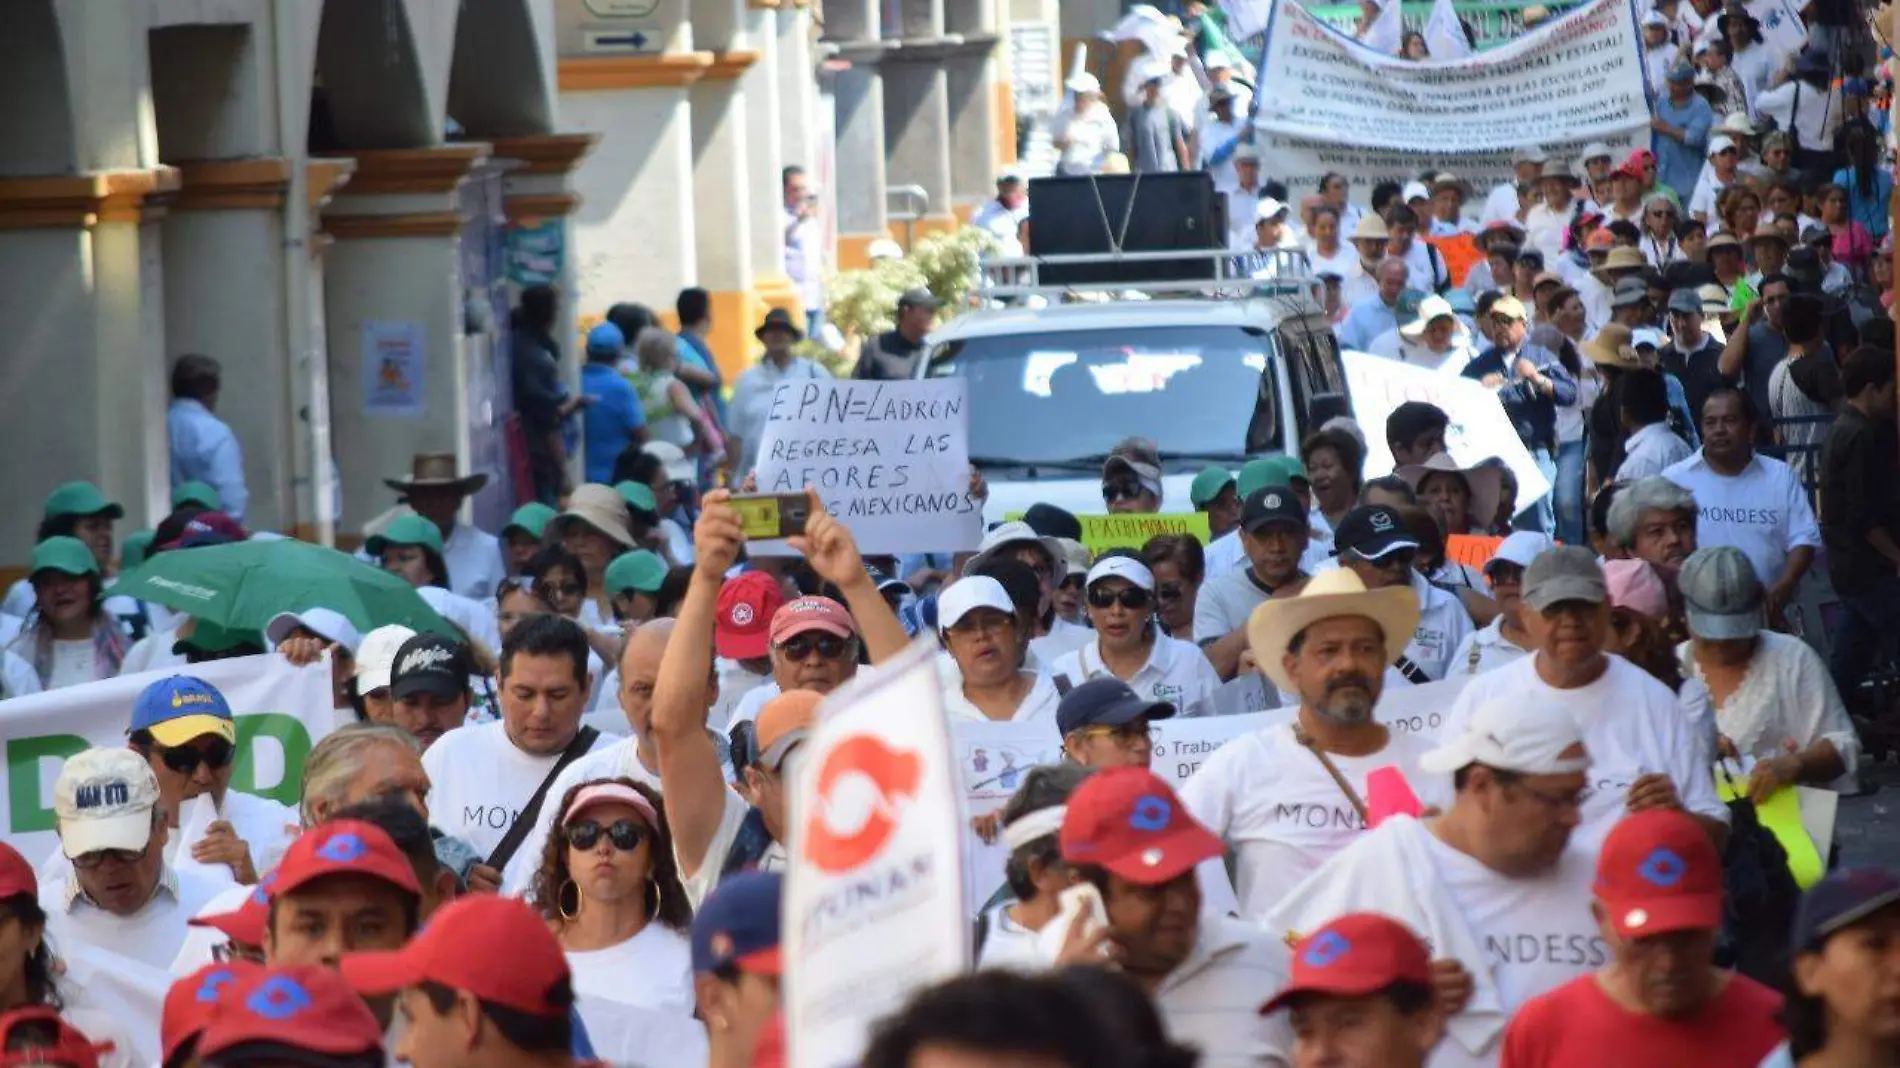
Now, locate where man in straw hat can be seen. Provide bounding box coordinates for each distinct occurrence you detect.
[1341,215,1394,307]
[379,453,506,602]
[729,308,830,479]
[1436,546,1729,852]
[1266,692,1598,1068]
[1180,565,1447,921]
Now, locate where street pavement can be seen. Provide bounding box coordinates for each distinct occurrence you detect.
[1832,761,1900,867]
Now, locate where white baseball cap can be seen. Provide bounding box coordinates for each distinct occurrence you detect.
[54,748,161,859]
[1707,135,1736,158]
[265,608,363,656]
[1419,696,1590,776]
[1066,72,1102,94]
[1086,555,1155,591]
[643,440,697,484]
[1486,531,1555,573]
[1403,180,1431,203]
[866,237,905,261]
[1255,196,1290,223]
[353,624,418,693]
[1205,51,1234,71]
[938,576,1017,632]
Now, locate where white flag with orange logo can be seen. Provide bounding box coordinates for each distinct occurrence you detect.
[783,640,968,1068]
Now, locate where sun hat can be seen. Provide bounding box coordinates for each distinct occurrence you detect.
[1582,323,1642,369]
[557,483,637,549]
[382,452,487,496]
[1245,569,1420,693]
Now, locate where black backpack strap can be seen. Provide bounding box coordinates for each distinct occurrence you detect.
[1393,655,1433,685]
[485,726,600,871]
[973,908,992,956]
[1053,674,1074,697]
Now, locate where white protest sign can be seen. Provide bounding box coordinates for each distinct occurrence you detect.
[1149,713,1277,786]
[753,379,983,555]
[1253,0,1649,203]
[946,717,1064,912]
[784,642,968,1068]
[1344,349,1552,512]
[1747,0,1806,59]
[1374,675,1468,739]
[0,655,335,866]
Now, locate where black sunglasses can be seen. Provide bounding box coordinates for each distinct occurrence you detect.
[565,819,647,853]
[159,738,235,775]
[778,633,849,662]
[1102,481,1146,504]
[1088,586,1153,611]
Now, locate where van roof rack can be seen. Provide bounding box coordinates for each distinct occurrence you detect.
[974,247,1318,303]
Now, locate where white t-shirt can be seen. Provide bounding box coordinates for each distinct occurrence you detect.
[119,624,187,678]
[0,650,39,700]
[975,902,1045,971]
[500,736,663,897]
[711,659,769,733]
[1663,451,1822,586]
[415,585,501,655]
[1180,723,1448,921]
[1193,565,1276,645]
[444,522,507,602]
[1152,916,1295,1068]
[566,922,693,1012]
[1448,618,1533,678]
[1028,618,1093,665]
[420,720,617,861]
[1405,569,1475,682]
[1438,655,1729,851]
[942,670,1062,724]
[1616,422,1694,481]
[1479,181,1522,227]
[574,993,708,1068]
[49,639,96,690]
[41,865,228,971]
[1048,635,1222,713]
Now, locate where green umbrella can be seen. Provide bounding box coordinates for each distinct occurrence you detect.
[115,539,453,636]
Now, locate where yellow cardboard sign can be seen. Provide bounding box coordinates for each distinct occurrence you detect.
[1714,769,1825,888]
[1005,512,1212,554]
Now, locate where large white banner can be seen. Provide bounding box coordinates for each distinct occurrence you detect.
[1254,0,1650,201]
[0,655,336,865]
[1344,350,1553,512]
[753,379,983,555]
[784,642,968,1068]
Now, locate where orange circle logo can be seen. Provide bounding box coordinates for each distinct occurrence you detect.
[803,734,922,874]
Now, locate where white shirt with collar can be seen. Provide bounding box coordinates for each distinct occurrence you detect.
[1048,634,1222,713]
[444,522,506,601]
[1448,617,1533,678]
[1662,450,1821,586]
[1150,914,1295,1067]
[42,862,227,970]
[942,670,1061,724]
[1404,569,1475,682]
[1616,421,1694,481]
[1028,617,1093,665]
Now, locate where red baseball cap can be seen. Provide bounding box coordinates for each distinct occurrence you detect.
[1594,808,1723,938]
[0,842,36,900]
[195,965,382,1061]
[162,960,264,1064]
[716,572,783,660]
[188,873,273,950]
[339,894,571,1017]
[1261,913,1434,1014]
[1058,767,1222,885]
[272,820,421,900]
[0,1006,111,1068]
[769,596,857,646]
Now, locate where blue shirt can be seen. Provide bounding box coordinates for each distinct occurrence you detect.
[1336,296,1402,352]
[1831,166,1893,238]
[581,363,646,483]
[167,398,248,522]
[1653,93,1714,203]
[677,332,729,423]
[1461,341,1578,451]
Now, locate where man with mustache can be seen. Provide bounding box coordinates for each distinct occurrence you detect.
[1179,568,1448,923]
[1605,476,1701,641]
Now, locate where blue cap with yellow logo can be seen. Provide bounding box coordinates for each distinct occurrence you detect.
[129,675,236,747]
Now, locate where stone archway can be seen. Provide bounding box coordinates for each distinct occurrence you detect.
[448,0,555,138]
[311,0,436,150]
[0,0,77,176]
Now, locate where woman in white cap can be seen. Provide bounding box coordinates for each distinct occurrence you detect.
[1676,546,1857,800]
[1053,72,1119,176]
[1047,554,1221,712]
[937,576,1061,723]
[1449,532,1550,675]
[1378,294,1478,371]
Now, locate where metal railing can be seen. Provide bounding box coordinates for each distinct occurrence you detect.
[975,247,1318,302]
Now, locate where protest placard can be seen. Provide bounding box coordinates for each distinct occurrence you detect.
[0,655,335,865]
[1253,0,1649,205]
[1446,533,1508,570]
[1005,512,1214,554]
[1148,713,1277,786]
[753,379,983,555]
[1343,351,1551,512]
[784,642,968,1068]
[947,718,1064,912]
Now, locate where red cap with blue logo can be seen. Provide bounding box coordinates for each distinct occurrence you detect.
[340,894,574,1017]
[163,960,265,1064]
[1261,913,1434,1014]
[271,820,421,900]
[1594,808,1723,938]
[194,965,383,1061]
[1058,766,1222,885]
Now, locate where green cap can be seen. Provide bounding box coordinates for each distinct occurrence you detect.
[174,620,265,658]
[604,550,669,597]
[502,502,558,541]
[172,481,222,511]
[365,513,445,557]
[1262,454,1309,486]
[1188,466,1235,509]
[615,481,660,517]
[29,536,100,579]
[43,481,123,522]
[120,530,156,571]
[1236,458,1290,500]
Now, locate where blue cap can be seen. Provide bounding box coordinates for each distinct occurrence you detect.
[130,675,235,747]
[690,871,782,975]
[585,322,626,356]
[1793,868,1900,950]
[1056,677,1175,737]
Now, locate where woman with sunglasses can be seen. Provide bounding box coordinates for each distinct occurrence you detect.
[126,675,298,885]
[1639,193,1685,267]
[1048,553,1220,714]
[531,778,694,1015]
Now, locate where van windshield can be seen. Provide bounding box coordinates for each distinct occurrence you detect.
[923,325,1276,468]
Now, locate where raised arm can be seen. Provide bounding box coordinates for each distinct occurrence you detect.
[786,487,910,664]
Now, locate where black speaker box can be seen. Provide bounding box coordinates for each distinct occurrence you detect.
[1026,172,1226,286]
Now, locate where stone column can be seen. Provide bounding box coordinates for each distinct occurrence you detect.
[828,42,891,270]
[688,0,762,383]
[320,144,491,532]
[880,44,956,242]
[739,6,801,329]
[775,5,818,191]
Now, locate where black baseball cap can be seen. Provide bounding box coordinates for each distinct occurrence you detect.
[388,633,473,701]
[1793,868,1900,951]
[1333,505,1420,561]
[1021,502,1083,542]
[1241,487,1307,535]
[1056,677,1175,737]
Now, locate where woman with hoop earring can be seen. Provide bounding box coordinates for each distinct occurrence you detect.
[531,778,694,1014]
